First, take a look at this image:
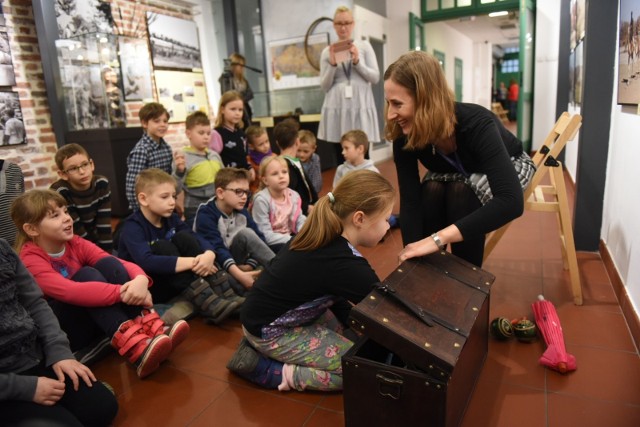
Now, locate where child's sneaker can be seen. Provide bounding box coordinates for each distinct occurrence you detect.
[111,319,172,378]
[183,278,239,325]
[226,338,283,389]
[137,309,190,351]
[73,336,112,366]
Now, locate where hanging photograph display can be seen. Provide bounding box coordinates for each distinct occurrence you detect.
[0,31,16,86]
[54,0,113,39]
[146,12,202,70]
[118,36,153,101]
[267,33,328,91]
[574,41,583,105]
[617,0,640,106]
[0,91,26,147]
[154,70,209,123]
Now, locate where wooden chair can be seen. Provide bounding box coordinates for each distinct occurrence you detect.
[491,102,509,123]
[484,112,584,305]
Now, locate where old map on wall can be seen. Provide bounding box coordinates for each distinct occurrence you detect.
[268,33,328,90]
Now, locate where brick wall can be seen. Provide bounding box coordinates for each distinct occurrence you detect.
[2,0,207,190]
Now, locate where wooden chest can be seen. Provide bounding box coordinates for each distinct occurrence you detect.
[342,251,494,427]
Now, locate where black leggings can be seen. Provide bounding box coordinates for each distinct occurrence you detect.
[421,180,485,267]
[0,364,118,427]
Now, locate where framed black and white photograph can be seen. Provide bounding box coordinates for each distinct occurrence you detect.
[569,49,575,106]
[574,41,583,105]
[54,0,114,39]
[118,36,153,101]
[147,13,202,70]
[0,91,26,147]
[61,65,109,130]
[0,31,16,86]
[0,3,6,28]
[618,0,640,106]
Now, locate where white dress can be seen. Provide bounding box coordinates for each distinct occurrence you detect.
[317,39,380,143]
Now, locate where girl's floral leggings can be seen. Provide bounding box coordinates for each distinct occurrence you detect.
[244,310,353,391]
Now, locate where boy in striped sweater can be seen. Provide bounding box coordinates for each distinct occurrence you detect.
[50,144,113,252]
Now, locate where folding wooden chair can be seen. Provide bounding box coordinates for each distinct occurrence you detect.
[491,102,509,123]
[484,112,584,305]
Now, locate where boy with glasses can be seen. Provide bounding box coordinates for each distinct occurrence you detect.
[194,167,275,291]
[51,144,113,252]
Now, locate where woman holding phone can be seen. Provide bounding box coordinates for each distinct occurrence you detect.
[317,5,380,164]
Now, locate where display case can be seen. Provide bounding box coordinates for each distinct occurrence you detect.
[55,33,126,130]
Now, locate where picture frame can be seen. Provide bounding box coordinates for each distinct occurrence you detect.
[617,0,640,106]
[154,70,209,123]
[118,36,153,101]
[0,31,16,86]
[54,0,114,39]
[409,12,425,51]
[0,91,27,147]
[0,3,6,28]
[574,41,583,106]
[570,0,577,50]
[146,12,202,71]
[267,33,329,91]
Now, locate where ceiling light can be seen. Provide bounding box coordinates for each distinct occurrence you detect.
[488,11,509,18]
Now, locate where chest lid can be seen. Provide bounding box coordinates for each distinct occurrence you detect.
[349,251,494,374]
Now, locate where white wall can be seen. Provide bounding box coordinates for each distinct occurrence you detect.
[532,0,561,152]
[424,22,475,102]
[602,48,640,315]
[472,42,493,108]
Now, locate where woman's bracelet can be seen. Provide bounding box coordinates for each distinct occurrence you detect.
[431,233,446,251]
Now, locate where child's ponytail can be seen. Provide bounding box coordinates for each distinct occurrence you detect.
[290,170,395,251]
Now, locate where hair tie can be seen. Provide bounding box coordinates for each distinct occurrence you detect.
[327,192,335,204]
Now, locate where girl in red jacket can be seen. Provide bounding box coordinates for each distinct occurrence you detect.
[11,189,189,378]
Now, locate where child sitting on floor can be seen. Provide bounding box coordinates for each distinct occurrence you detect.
[117,168,244,325]
[0,238,118,426]
[173,111,223,221]
[226,170,394,391]
[297,130,322,194]
[11,190,188,379]
[246,125,274,195]
[251,156,307,254]
[194,167,275,291]
[50,143,113,252]
[273,118,318,215]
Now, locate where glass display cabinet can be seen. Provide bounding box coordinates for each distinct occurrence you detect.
[55,32,126,130]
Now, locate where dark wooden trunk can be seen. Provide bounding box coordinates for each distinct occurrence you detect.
[343,251,494,427]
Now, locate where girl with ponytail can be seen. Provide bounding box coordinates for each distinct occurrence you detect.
[227,170,395,392]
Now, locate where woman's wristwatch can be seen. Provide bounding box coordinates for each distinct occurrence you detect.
[431,233,446,251]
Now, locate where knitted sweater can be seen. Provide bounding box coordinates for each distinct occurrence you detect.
[50,175,113,252]
[0,239,73,402]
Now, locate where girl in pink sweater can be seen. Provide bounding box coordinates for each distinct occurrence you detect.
[11,189,189,378]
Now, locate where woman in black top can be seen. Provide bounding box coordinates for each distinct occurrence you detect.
[385,51,535,266]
